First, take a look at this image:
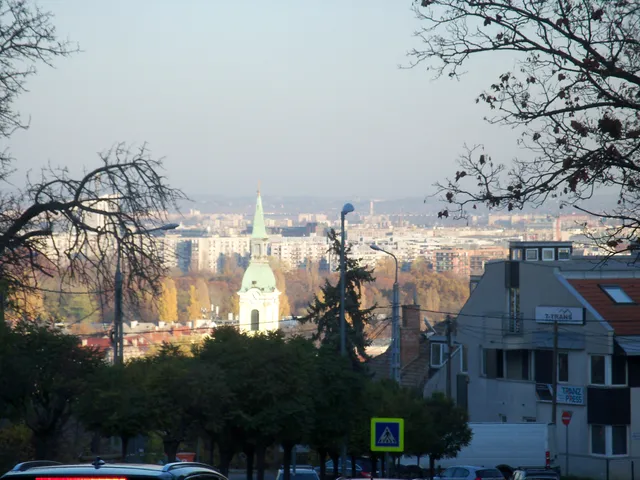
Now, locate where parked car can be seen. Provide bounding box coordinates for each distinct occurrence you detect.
[435,465,505,480]
[510,468,560,480]
[1,459,226,480]
[315,460,367,478]
[276,466,320,480]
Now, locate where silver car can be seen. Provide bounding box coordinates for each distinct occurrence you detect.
[436,465,504,480]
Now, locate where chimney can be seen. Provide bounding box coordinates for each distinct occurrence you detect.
[400,304,421,369]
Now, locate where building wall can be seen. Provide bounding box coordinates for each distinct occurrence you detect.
[430,258,636,479]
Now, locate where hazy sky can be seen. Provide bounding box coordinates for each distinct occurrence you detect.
[9,0,522,199]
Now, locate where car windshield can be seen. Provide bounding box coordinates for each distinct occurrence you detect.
[276,472,318,480]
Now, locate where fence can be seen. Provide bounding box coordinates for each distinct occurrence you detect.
[560,453,640,480]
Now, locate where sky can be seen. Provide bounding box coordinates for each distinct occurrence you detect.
[8,0,523,200]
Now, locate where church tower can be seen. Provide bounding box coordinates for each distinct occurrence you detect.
[237,188,280,332]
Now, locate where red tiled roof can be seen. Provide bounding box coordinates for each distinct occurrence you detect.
[568,279,640,335]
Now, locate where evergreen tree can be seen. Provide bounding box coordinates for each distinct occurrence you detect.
[301,229,376,368]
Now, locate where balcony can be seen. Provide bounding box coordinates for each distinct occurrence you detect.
[503,313,523,335]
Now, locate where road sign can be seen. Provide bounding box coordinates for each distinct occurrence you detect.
[562,410,572,426]
[370,417,404,452]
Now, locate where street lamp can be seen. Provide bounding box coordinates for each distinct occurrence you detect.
[113,222,179,365]
[370,244,400,384]
[339,202,354,478]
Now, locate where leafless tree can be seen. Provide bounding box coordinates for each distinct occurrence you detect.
[0,1,186,319]
[413,0,640,252]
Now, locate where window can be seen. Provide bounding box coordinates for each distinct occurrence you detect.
[558,352,569,383]
[511,248,523,261]
[591,425,606,455]
[589,355,627,386]
[482,348,504,379]
[508,287,521,332]
[558,247,571,260]
[251,309,260,331]
[460,345,468,373]
[591,355,606,385]
[505,349,531,380]
[601,285,634,304]
[542,248,555,261]
[590,425,628,457]
[612,426,628,455]
[612,355,628,386]
[523,416,537,422]
[431,343,445,367]
[526,249,539,261]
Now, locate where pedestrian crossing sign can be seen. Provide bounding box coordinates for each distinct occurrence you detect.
[370,417,404,452]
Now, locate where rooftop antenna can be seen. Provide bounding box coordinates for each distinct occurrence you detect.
[257,180,261,196]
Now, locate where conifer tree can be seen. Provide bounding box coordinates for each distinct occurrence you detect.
[301,229,376,368]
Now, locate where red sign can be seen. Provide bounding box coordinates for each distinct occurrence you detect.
[562,410,572,426]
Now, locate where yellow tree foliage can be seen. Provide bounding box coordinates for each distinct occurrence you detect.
[158,278,178,323]
[270,260,291,318]
[7,288,45,322]
[187,285,202,320]
[195,277,210,313]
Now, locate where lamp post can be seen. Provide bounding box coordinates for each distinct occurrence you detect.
[339,202,354,477]
[113,222,179,365]
[370,244,400,384]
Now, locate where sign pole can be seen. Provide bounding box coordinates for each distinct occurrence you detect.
[565,423,569,476]
[561,410,572,476]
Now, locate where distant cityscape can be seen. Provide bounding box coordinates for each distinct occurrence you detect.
[156,193,612,278]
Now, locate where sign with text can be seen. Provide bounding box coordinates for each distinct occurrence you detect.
[556,385,585,405]
[535,306,584,325]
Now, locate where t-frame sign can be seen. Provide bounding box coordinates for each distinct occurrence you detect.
[370,417,404,453]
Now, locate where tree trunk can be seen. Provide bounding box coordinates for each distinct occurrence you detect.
[208,435,215,466]
[164,438,181,463]
[121,435,130,461]
[350,454,357,478]
[318,449,327,480]
[219,443,235,477]
[244,444,255,480]
[282,443,293,480]
[429,457,435,480]
[33,430,57,460]
[330,452,340,480]
[256,443,267,480]
[381,455,386,478]
[90,432,101,455]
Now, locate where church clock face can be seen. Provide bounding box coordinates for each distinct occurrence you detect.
[250,289,260,302]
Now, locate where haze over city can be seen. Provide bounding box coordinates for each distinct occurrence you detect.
[10,0,525,199]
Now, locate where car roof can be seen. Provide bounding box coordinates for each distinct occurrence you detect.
[1,461,223,479]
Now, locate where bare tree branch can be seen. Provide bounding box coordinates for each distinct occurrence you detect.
[414,0,640,252]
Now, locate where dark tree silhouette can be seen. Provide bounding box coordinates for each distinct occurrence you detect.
[413,0,640,253]
[0,1,186,317]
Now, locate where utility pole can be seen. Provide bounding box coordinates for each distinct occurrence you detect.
[114,248,124,365]
[446,315,453,399]
[551,319,559,424]
[339,203,354,479]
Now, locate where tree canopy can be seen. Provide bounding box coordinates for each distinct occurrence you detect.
[414,0,640,252]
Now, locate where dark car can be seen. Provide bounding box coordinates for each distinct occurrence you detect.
[1,460,227,480]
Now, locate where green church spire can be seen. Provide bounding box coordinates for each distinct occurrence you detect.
[252,185,267,239]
